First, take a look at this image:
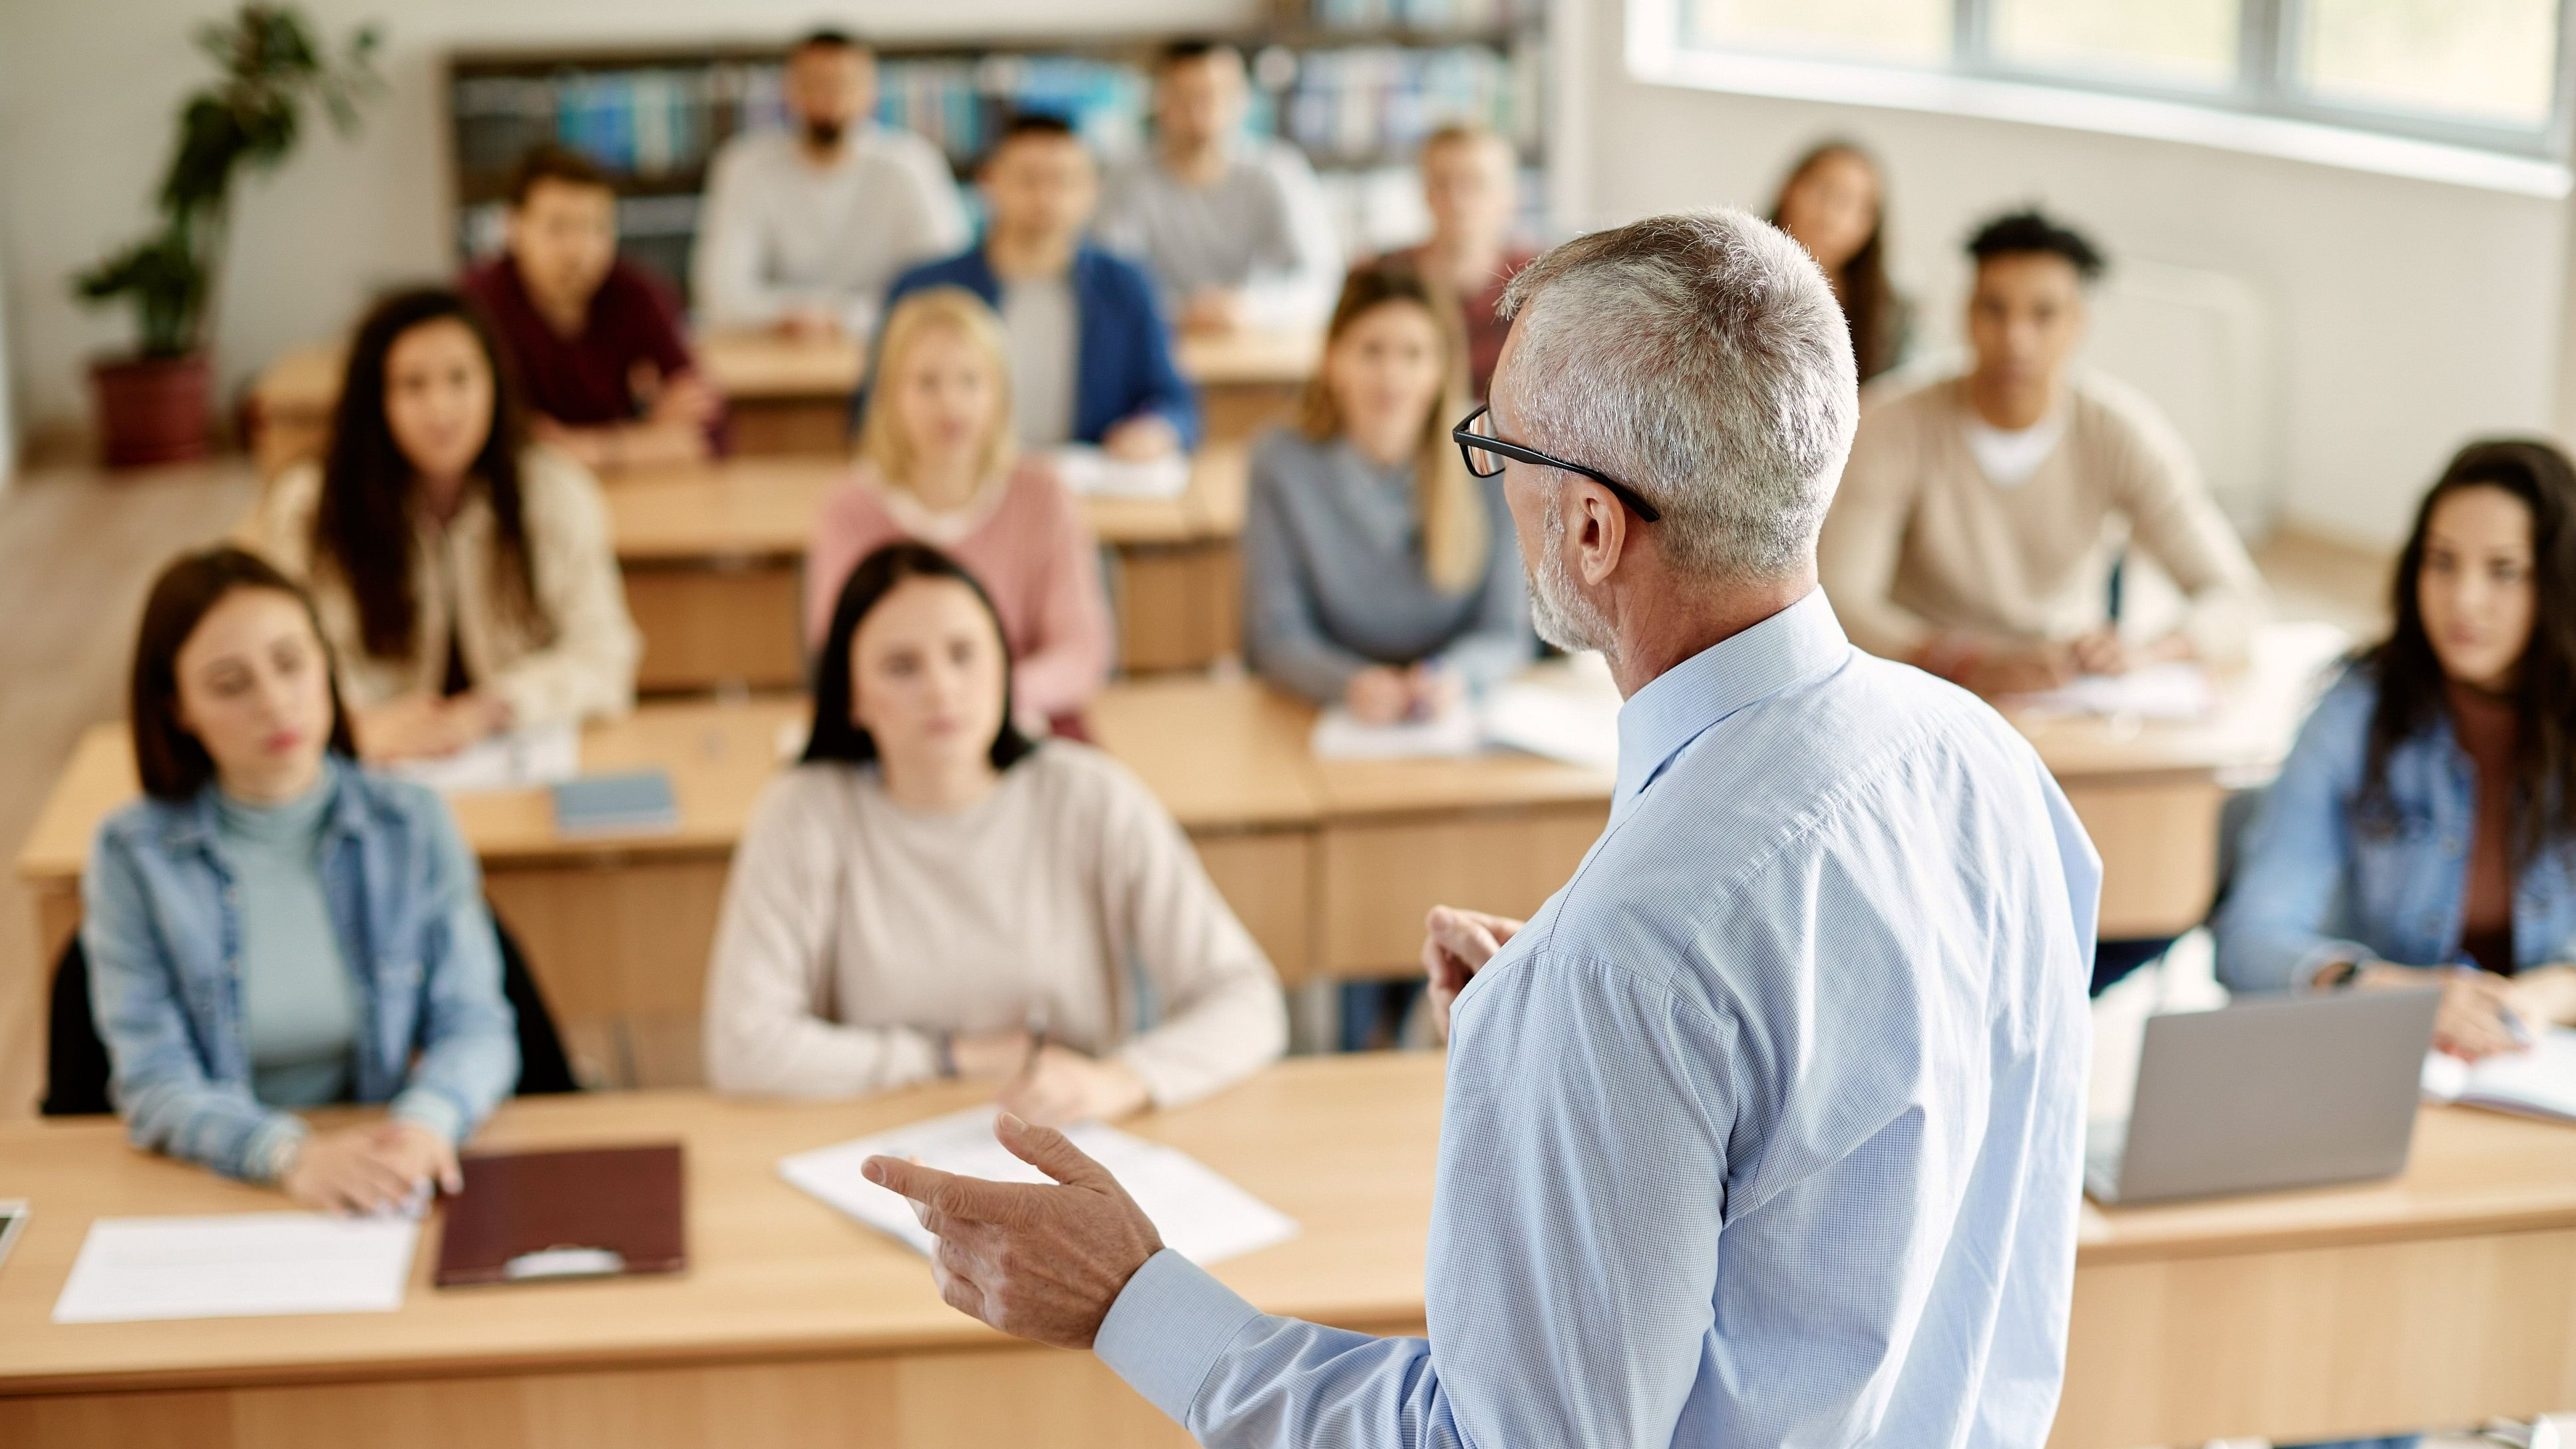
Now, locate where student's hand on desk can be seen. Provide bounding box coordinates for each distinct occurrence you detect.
[279,1123,456,1215]
[2507,963,2576,1028]
[1407,664,1465,718]
[1345,666,1416,725]
[948,1029,1035,1081]
[1101,415,1181,462]
[863,1113,1164,1349]
[2358,962,2520,1060]
[357,695,490,762]
[777,307,840,339]
[998,1046,1151,1127]
[1179,289,1248,334]
[1421,905,1523,1041]
[1959,644,2074,697]
[2068,630,2137,677]
[649,371,724,427]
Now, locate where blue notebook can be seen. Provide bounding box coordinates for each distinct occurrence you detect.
[551,769,679,837]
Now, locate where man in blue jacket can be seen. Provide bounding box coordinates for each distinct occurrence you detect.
[878,112,1200,459]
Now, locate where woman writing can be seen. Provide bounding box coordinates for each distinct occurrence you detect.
[707,542,1284,1121]
[2218,439,2576,1071]
[1241,266,1531,725]
[805,288,1111,725]
[255,287,639,761]
[83,547,519,1211]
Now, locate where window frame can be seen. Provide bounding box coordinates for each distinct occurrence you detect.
[1662,0,2576,167]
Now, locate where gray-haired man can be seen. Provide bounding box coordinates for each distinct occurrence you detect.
[866,210,2100,1448]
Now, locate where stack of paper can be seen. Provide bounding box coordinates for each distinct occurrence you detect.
[1482,675,1620,774]
[1048,446,1191,501]
[2421,1028,2576,1123]
[385,722,580,795]
[780,1107,1298,1266]
[1310,704,1482,761]
[53,1213,419,1323]
[2006,663,2216,722]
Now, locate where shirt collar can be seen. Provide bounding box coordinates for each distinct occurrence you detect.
[158,755,367,853]
[1611,588,1852,816]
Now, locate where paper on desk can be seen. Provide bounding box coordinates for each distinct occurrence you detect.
[2421,1027,2576,1123]
[2004,662,2215,722]
[780,1107,1298,1266]
[53,1213,419,1323]
[1310,703,1483,760]
[383,722,579,795]
[1483,673,1621,774]
[1049,445,1191,500]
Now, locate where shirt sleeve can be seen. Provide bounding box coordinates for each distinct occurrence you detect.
[1003,475,1115,722]
[1236,147,1342,332]
[483,455,642,729]
[703,774,948,1096]
[1816,400,1940,662]
[1239,447,1380,704]
[1113,264,1203,450]
[2213,679,2379,992]
[2100,393,2269,668]
[389,797,520,1142]
[692,142,791,331]
[1096,948,1730,1449]
[1092,761,1286,1106]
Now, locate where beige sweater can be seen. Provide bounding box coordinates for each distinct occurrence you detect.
[1819,371,2266,666]
[255,447,640,729]
[703,743,1287,1106]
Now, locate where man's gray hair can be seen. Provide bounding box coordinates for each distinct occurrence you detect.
[1498,209,1859,584]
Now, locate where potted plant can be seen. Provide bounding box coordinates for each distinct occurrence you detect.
[75,5,379,468]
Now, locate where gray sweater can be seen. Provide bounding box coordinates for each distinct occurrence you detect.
[1240,428,1534,703]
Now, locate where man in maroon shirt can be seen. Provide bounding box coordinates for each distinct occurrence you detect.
[461,145,723,469]
[1376,122,1535,401]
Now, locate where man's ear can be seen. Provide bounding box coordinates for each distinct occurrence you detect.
[1575,485,1629,588]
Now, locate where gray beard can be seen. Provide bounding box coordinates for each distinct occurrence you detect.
[1528,505,1617,657]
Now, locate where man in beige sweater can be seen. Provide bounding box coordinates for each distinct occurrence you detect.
[1819,209,2265,696]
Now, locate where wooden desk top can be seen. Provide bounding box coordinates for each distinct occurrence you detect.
[14,697,810,889]
[2004,623,2348,783]
[0,1054,1442,1396]
[1085,676,1322,831]
[695,329,863,399]
[607,445,1252,561]
[1174,326,1322,388]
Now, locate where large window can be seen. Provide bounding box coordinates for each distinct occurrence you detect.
[1679,0,2571,158]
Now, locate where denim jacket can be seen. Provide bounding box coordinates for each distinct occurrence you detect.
[81,757,519,1181]
[2215,666,2576,993]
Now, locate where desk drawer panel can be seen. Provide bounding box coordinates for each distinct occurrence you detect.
[1320,805,1607,978]
[625,566,804,694]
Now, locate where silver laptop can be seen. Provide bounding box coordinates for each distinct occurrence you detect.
[2086,988,2440,1206]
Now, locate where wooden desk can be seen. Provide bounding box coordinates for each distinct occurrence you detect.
[606,447,1251,692]
[3,1057,2566,1448]
[1174,326,1319,443]
[0,1056,1439,1449]
[14,698,807,1088]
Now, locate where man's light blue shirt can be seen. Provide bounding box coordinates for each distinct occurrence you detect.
[1095,588,2099,1447]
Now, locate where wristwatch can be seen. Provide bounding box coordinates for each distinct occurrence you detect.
[2313,959,2362,990]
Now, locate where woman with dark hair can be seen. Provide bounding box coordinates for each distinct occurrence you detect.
[82,547,518,1209]
[2219,439,2576,1077]
[1767,140,1910,385]
[252,286,639,762]
[703,542,1284,1119]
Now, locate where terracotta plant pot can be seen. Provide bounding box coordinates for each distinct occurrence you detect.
[90,352,213,469]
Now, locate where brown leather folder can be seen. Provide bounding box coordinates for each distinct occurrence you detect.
[435,1143,687,1287]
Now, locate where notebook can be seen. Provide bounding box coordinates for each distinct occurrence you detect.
[551,769,679,837]
[435,1144,687,1287]
[2420,1027,2576,1123]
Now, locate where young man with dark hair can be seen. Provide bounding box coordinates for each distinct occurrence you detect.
[693,27,967,337]
[460,145,721,469]
[1821,205,2264,696]
[881,114,1196,459]
[1097,41,1340,334]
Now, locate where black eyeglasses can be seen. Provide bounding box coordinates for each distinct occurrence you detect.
[1451,404,1662,524]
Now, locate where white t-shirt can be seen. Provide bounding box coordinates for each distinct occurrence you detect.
[1001,275,1081,448]
[691,126,969,335]
[1960,409,2070,489]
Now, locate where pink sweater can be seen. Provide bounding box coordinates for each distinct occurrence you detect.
[805,456,1112,721]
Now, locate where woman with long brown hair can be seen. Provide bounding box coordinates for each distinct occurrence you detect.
[1240,266,1532,727]
[2219,439,2576,1075]
[1768,140,1911,385]
[252,286,638,761]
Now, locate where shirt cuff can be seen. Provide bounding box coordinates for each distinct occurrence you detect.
[389,1087,469,1144]
[1093,1249,1264,1424]
[250,1113,312,1185]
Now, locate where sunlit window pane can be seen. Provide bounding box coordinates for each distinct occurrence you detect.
[1687,0,1954,65]
[1990,0,2242,88]
[2297,0,2559,127]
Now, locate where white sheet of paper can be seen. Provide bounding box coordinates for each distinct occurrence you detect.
[1481,662,1621,775]
[1310,703,1482,761]
[383,722,580,795]
[2004,663,2215,722]
[2421,1027,2576,1123]
[1048,445,1191,500]
[53,1213,419,1324]
[779,1107,1298,1267]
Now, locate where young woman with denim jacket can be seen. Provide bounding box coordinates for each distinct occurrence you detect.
[2217,439,2576,1448]
[81,547,519,1213]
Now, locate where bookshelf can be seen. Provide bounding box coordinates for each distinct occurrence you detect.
[443,0,1549,309]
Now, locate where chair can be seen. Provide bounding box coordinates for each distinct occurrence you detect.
[40,909,580,1117]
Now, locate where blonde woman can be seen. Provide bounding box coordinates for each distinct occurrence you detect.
[1242,266,1533,725]
[806,287,1111,723]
